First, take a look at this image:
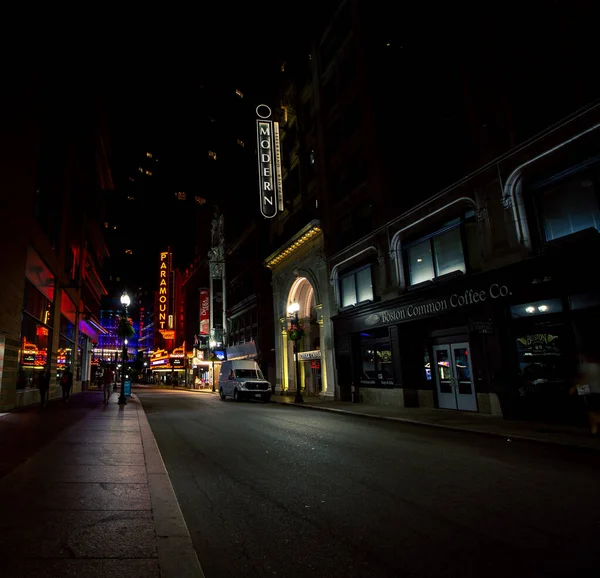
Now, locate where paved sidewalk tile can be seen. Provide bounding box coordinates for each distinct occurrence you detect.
[0,391,203,578]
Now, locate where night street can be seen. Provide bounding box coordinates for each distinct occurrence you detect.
[139,389,600,578]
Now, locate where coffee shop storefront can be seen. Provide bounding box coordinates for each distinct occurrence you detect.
[332,245,600,424]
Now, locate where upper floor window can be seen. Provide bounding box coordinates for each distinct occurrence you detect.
[146,152,153,158]
[237,139,244,147]
[537,174,600,242]
[340,265,373,307]
[195,196,206,205]
[208,150,217,160]
[176,191,186,201]
[145,170,153,176]
[406,220,466,286]
[235,89,243,98]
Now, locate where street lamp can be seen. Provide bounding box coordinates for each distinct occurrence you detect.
[287,302,303,404]
[118,291,131,405]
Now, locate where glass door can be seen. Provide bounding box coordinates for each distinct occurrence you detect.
[432,342,477,411]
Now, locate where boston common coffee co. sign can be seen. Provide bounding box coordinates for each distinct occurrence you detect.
[364,283,511,327]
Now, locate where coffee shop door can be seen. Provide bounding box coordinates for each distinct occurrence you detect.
[432,342,477,411]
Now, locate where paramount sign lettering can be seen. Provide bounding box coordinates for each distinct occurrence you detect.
[365,284,511,327]
[156,251,173,338]
[256,104,283,219]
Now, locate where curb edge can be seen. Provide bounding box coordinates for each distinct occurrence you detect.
[272,400,600,453]
[134,395,206,578]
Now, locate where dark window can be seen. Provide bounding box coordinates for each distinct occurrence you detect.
[537,174,600,242]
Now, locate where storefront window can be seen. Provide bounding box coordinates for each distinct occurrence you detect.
[18,316,52,389]
[18,279,53,389]
[340,266,373,307]
[515,327,567,394]
[538,176,600,242]
[359,329,394,387]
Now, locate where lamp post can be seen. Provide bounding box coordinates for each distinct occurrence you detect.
[287,302,303,404]
[209,339,216,392]
[118,291,131,405]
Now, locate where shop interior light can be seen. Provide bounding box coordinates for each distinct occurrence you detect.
[525,306,536,313]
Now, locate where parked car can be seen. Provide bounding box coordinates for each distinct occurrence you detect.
[218,360,272,403]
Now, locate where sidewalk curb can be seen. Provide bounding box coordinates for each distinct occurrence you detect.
[133,386,217,395]
[272,400,600,453]
[134,395,206,578]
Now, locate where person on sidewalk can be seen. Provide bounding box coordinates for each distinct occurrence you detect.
[571,352,600,436]
[103,367,114,404]
[60,365,73,403]
[37,368,50,408]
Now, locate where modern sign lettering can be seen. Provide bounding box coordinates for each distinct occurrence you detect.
[256,104,282,219]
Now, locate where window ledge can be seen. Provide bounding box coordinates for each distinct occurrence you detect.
[433,270,465,283]
[543,227,599,251]
[408,280,434,291]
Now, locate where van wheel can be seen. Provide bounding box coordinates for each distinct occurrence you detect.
[219,388,226,400]
[233,389,241,402]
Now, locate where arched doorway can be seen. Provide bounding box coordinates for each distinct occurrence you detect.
[286,277,321,395]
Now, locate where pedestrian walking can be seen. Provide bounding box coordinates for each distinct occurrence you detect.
[37,368,50,408]
[103,367,114,404]
[60,365,73,403]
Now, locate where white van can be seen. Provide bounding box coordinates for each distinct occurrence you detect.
[218,360,272,403]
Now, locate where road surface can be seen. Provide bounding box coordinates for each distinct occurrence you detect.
[138,389,600,578]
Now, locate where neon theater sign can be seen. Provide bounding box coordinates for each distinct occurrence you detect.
[157,251,173,340]
[256,104,283,219]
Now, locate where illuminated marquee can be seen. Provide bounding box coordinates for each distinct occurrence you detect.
[256,104,283,219]
[156,250,173,339]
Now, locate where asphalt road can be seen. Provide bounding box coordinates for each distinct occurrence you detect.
[138,389,600,578]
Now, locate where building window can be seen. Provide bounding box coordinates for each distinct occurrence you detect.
[125,249,133,255]
[138,167,143,173]
[359,328,394,386]
[145,170,153,176]
[208,151,217,160]
[237,139,244,147]
[340,265,373,307]
[537,175,600,242]
[146,152,153,158]
[235,89,243,98]
[406,223,466,286]
[127,196,134,201]
[176,191,187,200]
[195,196,206,205]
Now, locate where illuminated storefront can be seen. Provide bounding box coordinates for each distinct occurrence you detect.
[17,258,55,389]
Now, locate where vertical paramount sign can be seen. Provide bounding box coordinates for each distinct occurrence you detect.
[256,104,283,219]
[157,251,171,336]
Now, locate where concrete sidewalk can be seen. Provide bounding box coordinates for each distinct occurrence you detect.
[0,391,204,578]
[271,394,600,451]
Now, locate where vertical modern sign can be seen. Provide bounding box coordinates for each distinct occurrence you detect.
[256,104,282,219]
